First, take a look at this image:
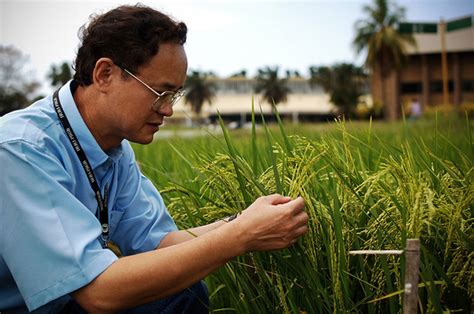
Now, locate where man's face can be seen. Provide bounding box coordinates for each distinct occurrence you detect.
[109,43,188,145]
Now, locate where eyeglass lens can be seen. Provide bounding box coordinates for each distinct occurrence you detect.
[151,92,183,111]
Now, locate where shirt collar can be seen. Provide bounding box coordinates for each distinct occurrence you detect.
[57,80,123,168]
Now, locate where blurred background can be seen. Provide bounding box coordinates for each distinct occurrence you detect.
[1,0,473,122]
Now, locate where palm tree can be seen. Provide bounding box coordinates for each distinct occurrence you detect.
[230,70,247,78]
[309,63,367,118]
[254,66,290,110]
[353,0,416,121]
[184,70,216,119]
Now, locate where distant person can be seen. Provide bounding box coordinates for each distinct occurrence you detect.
[410,98,422,120]
[0,4,308,313]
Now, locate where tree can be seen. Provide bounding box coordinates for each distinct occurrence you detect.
[230,70,247,78]
[353,0,416,121]
[184,70,217,118]
[48,62,73,88]
[285,70,301,78]
[254,66,290,109]
[0,91,29,116]
[0,45,40,116]
[310,63,367,118]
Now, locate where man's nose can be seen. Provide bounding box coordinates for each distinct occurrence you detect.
[157,102,173,117]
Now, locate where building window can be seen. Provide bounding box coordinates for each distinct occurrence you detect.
[401,82,422,93]
[462,81,474,92]
[399,22,437,34]
[430,81,454,93]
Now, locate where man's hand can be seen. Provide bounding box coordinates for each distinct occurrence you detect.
[73,194,307,312]
[233,194,308,252]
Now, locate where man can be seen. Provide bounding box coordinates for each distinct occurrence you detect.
[410,98,422,120]
[0,4,308,313]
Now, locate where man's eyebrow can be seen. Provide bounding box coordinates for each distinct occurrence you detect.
[158,82,183,91]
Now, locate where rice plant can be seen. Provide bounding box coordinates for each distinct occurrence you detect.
[133,112,473,313]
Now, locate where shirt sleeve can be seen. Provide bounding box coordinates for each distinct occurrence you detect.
[111,145,178,256]
[0,140,118,312]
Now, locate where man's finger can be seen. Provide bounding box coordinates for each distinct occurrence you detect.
[280,196,305,214]
[293,210,309,226]
[294,225,309,237]
[265,194,292,205]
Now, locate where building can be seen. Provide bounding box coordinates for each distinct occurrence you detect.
[372,15,474,120]
[170,76,337,125]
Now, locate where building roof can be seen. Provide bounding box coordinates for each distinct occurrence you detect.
[400,15,474,54]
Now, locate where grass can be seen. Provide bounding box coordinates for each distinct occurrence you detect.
[132,112,473,313]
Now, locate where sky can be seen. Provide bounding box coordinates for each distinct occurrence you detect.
[1,0,473,95]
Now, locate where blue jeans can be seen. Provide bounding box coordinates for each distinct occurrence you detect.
[61,281,209,314]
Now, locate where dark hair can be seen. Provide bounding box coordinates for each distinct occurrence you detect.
[73,4,187,86]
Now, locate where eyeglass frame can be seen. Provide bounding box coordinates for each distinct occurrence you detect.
[120,67,185,111]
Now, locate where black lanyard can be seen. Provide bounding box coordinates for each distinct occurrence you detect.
[53,89,109,247]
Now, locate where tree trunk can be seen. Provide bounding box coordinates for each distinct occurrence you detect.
[385,69,400,121]
[380,53,400,121]
[379,59,387,120]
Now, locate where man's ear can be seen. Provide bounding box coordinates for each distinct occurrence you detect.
[92,58,118,92]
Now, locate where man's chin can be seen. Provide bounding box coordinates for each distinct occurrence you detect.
[129,135,155,145]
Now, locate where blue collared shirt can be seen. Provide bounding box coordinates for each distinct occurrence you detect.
[0,81,178,312]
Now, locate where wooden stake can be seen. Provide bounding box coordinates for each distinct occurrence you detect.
[403,239,420,314]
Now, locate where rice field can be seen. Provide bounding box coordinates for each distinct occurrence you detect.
[132,111,473,313]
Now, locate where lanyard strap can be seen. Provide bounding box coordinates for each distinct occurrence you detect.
[53,89,109,245]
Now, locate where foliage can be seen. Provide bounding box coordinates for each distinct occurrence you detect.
[230,70,247,78]
[134,114,473,313]
[184,70,217,116]
[309,63,367,118]
[48,62,73,88]
[285,69,302,78]
[353,0,416,120]
[0,90,29,116]
[460,102,474,119]
[0,45,40,116]
[353,0,416,74]
[255,66,290,108]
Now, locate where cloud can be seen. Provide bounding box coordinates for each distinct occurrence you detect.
[156,3,239,32]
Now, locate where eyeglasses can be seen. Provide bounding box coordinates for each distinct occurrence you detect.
[121,67,185,111]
